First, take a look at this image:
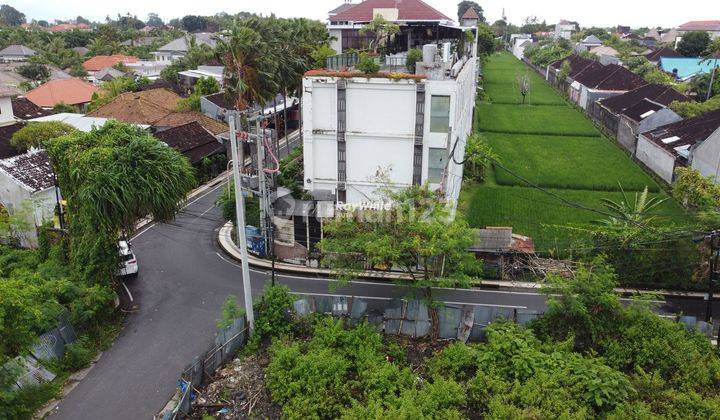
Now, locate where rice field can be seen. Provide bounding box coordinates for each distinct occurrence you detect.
[476,103,599,137]
[461,52,686,253]
[485,133,662,192]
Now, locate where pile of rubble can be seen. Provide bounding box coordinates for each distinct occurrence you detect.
[191,354,280,419]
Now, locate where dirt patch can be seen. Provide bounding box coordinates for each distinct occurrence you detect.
[190,351,280,419]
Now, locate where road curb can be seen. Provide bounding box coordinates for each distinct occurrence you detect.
[218,221,708,298]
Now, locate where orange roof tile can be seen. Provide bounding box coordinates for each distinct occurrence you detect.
[25,78,99,107]
[83,54,139,71]
[86,88,181,124]
[154,112,228,135]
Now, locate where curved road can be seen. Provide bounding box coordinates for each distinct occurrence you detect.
[49,181,717,419]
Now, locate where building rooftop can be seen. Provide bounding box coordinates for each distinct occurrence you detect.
[156,33,217,53]
[599,83,690,117]
[82,54,139,72]
[29,113,132,132]
[11,97,53,120]
[154,111,228,136]
[49,23,90,32]
[0,149,54,192]
[589,45,619,57]
[329,0,453,23]
[329,2,356,16]
[581,35,602,44]
[0,44,36,57]
[573,63,646,91]
[153,121,224,164]
[87,88,182,124]
[26,78,99,107]
[645,47,683,62]
[460,7,480,20]
[94,67,126,81]
[643,109,720,160]
[678,21,720,32]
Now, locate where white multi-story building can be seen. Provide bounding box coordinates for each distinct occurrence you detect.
[554,20,577,40]
[301,43,477,212]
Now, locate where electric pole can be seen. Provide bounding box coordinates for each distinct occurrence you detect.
[229,114,254,333]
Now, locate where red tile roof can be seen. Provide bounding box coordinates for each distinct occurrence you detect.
[329,0,452,23]
[49,23,90,32]
[461,8,480,20]
[83,54,139,71]
[26,78,99,107]
[678,21,720,32]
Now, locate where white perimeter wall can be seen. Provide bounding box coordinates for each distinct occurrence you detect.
[690,128,720,181]
[635,135,677,184]
[0,170,56,247]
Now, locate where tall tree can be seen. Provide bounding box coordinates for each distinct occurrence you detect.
[0,4,25,26]
[457,1,485,23]
[147,12,163,27]
[319,185,482,303]
[677,31,710,57]
[44,121,195,283]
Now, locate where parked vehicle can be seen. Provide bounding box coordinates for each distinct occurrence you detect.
[118,240,138,277]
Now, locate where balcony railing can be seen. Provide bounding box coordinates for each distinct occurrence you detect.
[326,52,359,71]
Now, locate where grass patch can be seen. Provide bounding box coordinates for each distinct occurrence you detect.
[485,133,662,192]
[476,103,599,137]
[461,183,687,253]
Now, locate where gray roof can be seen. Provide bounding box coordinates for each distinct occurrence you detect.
[472,227,513,252]
[0,149,55,192]
[157,33,217,53]
[95,67,125,81]
[0,44,36,57]
[0,71,24,96]
[72,47,89,56]
[581,35,603,44]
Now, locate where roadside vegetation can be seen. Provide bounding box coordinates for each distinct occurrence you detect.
[195,268,720,419]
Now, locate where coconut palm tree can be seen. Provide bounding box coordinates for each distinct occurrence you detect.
[216,19,275,111]
[597,184,668,227]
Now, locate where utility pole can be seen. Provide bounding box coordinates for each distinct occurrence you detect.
[706,58,718,102]
[229,115,254,333]
[256,117,268,252]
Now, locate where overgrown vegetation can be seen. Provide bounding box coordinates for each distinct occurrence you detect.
[10,121,77,152]
[241,263,720,419]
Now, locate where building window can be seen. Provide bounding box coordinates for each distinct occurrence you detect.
[430,95,450,133]
[428,147,447,183]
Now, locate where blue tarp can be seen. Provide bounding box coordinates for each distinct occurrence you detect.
[660,57,719,80]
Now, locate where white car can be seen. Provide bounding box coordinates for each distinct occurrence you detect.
[118,240,138,277]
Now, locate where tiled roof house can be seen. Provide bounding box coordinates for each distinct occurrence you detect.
[597,83,691,153]
[636,109,720,183]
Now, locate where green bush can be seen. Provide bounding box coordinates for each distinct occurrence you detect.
[247,285,294,349]
[405,48,422,73]
[60,336,94,371]
[356,52,379,74]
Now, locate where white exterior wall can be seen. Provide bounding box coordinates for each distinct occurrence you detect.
[0,96,14,125]
[635,134,677,183]
[689,128,720,181]
[302,59,477,208]
[329,29,343,54]
[0,171,56,247]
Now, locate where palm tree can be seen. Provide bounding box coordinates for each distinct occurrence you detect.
[216,19,276,111]
[597,184,668,227]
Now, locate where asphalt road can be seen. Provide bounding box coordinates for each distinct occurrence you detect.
[49,179,720,419]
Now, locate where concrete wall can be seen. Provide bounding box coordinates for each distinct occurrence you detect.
[617,108,683,155]
[617,115,639,154]
[636,134,677,183]
[200,96,225,121]
[329,29,343,54]
[0,96,14,125]
[0,169,56,247]
[690,128,720,181]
